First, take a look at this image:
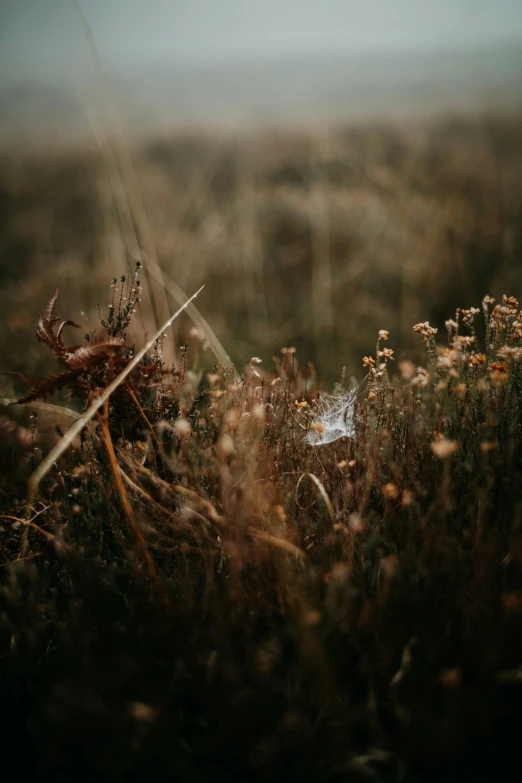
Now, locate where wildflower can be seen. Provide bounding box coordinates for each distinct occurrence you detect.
[382,482,399,500]
[437,354,454,370]
[399,359,416,381]
[489,361,509,374]
[480,442,497,454]
[362,356,375,367]
[490,371,509,386]
[498,346,522,361]
[491,300,518,327]
[453,335,475,349]
[368,391,377,400]
[174,418,191,438]
[378,330,389,341]
[469,353,486,366]
[252,403,266,421]
[482,295,495,307]
[216,434,235,459]
[250,356,262,364]
[225,408,240,429]
[411,368,430,388]
[378,348,394,361]
[461,307,480,324]
[503,295,519,309]
[401,489,413,507]
[188,327,204,343]
[431,439,458,459]
[445,319,458,331]
[348,512,364,533]
[413,321,438,343]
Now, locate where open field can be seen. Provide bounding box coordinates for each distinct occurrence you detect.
[1,108,522,780]
[2,110,522,384]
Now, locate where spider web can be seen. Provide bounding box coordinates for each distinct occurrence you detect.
[304,380,365,446]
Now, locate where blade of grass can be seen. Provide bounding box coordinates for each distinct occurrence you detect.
[295,472,335,527]
[1,399,82,420]
[72,2,237,375]
[71,0,170,336]
[98,400,159,587]
[140,250,240,382]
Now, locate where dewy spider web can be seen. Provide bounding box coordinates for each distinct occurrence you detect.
[304,378,366,446]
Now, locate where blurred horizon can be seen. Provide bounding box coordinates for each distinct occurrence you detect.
[1,40,522,147]
[1,1,522,146]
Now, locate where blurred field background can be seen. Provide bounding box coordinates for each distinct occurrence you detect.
[1,0,522,387]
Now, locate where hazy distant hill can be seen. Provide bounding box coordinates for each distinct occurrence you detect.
[2,41,522,145]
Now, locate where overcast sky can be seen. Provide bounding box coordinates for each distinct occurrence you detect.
[1,0,522,82]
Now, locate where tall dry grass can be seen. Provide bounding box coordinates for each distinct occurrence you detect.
[1,110,522,386]
[1,276,521,780]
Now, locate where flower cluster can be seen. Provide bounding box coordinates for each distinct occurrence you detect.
[413,321,438,344]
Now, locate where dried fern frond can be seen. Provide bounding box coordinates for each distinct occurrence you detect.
[7,370,78,405]
[65,338,126,371]
[36,290,81,366]
[56,318,82,343]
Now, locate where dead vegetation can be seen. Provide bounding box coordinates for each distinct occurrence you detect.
[0,112,522,781]
[1,278,522,781]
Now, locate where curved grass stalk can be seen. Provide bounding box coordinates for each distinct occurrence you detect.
[1,398,82,420]
[141,250,240,382]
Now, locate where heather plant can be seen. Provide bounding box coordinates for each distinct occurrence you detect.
[1,286,521,782]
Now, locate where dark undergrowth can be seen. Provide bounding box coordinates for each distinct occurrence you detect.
[1,286,522,782]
